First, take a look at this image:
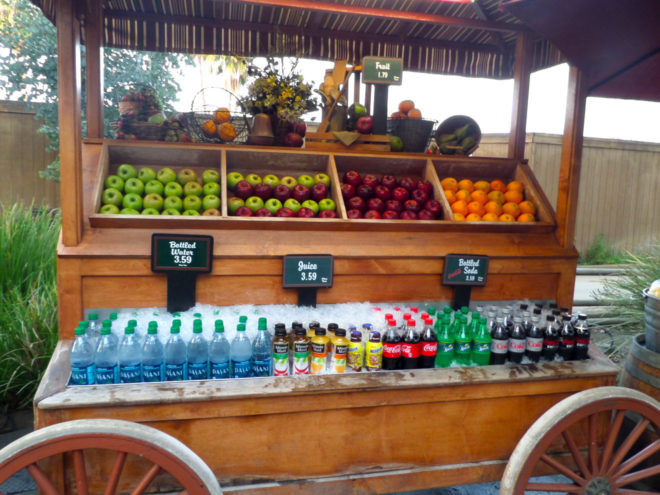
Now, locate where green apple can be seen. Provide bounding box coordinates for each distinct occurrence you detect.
[281,176,297,190]
[147,112,166,124]
[202,169,220,184]
[182,209,201,216]
[184,181,203,197]
[105,175,125,192]
[283,198,301,213]
[297,174,315,188]
[157,167,177,184]
[144,179,164,195]
[124,177,145,196]
[226,172,244,190]
[138,167,156,183]
[122,192,143,211]
[143,193,164,211]
[262,174,280,188]
[141,207,160,215]
[119,208,140,215]
[100,204,120,214]
[202,194,221,211]
[228,197,244,214]
[161,208,181,215]
[202,208,221,216]
[102,188,123,207]
[183,195,202,212]
[264,198,283,215]
[245,195,264,213]
[117,163,138,181]
[163,195,183,211]
[314,173,331,186]
[177,168,198,185]
[245,173,262,187]
[164,181,183,198]
[301,199,319,215]
[202,182,221,197]
[318,198,336,212]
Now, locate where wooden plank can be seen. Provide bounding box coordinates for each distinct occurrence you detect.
[84,0,104,139]
[57,256,83,339]
[508,32,532,161]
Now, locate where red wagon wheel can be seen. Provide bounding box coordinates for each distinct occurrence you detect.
[501,386,660,495]
[0,419,221,495]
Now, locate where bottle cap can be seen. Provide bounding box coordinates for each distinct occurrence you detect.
[421,312,429,319]
[215,320,225,332]
[128,319,137,328]
[480,317,488,324]
[472,311,480,318]
[425,318,433,325]
[294,327,306,336]
[171,326,180,334]
[110,312,118,320]
[88,312,98,321]
[427,307,436,316]
[333,328,345,337]
[314,328,326,336]
[350,330,362,340]
[148,321,157,329]
[578,314,587,320]
[410,307,418,313]
[102,319,112,328]
[274,323,286,336]
[443,306,452,314]
[194,313,202,318]
[309,321,320,329]
[101,327,111,335]
[292,321,303,329]
[193,325,202,334]
[125,326,134,334]
[461,306,469,314]
[79,320,89,328]
[258,317,267,330]
[328,323,338,331]
[547,315,555,322]
[172,312,181,317]
[403,313,411,320]
[147,326,157,335]
[408,320,416,326]
[388,320,397,326]
[173,319,181,328]
[369,330,381,341]
[74,327,84,336]
[237,323,246,331]
[384,313,393,320]
[239,315,247,323]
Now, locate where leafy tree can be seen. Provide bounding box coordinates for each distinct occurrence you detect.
[0,0,193,181]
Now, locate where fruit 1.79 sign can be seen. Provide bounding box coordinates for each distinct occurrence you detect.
[151,233,213,273]
[361,57,403,85]
[442,254,489,286]
[283,255,333,288]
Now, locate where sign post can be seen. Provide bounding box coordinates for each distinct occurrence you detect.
[282,255,333,307]
[361,57,403,135]
[151,233,213,313]
[442,254,489,310]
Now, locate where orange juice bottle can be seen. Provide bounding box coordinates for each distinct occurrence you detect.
[310,328,330,375]
[330,328,349,373]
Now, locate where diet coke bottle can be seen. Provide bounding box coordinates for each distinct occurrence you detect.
[525,310,544,363]
[508,316,526,364]
[559,315,575,361]
[489,316,509,365]
[574,314,590,360]
[420,319,438,368]
[382,320,402,370]
[401,320,421,369]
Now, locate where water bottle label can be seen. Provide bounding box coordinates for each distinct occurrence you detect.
[421,342,438,357]
[473,342,490,354]
[166,363,186,381]
[401,343,420,358]
[252,359,271,377]
[509,339,525,353]
[491,340,508,354]
[383,342,401,358]
[188,362,209,380]
[95,365,116,384]
[119,364,142,383]
[211,361,230,379]
[456,342,471,354]
[526,337,543,352]
[143,364,163,382]
[232,359,251,378]
[439,342,454,354]
[70,366,91,385]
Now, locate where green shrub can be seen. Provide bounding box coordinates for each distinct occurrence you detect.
[579,234,630,265]
[0,203,59,411]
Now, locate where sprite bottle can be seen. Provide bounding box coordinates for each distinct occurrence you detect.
[471,317,492,366]
[435,315,454,368]
[455,315,472,366]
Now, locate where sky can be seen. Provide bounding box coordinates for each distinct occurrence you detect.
[175,59,660,144]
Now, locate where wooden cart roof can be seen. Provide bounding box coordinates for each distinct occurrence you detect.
[29,0,564,79]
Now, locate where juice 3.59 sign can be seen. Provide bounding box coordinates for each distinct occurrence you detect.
[283,255,333,288]
[442,254,489,286]
[151,233,213,273]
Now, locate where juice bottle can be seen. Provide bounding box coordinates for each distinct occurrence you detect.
[292,327,310,375]
[365,330,383,371]
[330,328,349,373]
[272,323,289,376]
[307,321,320,367]
[327,322,339,355]
[310,328,330,375]
[347,329,364,372]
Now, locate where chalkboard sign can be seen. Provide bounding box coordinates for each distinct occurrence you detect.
[362,57,403,85]
[283,255,333,288]
[151,233,213,273]
[442,254,489,286]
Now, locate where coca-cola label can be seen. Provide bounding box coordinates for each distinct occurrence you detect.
[383,342,401,358]
[560,337,575,348]
[526,337,543,352]
[509,339,525,353]
[421,342,438,356]
[491,339,508,354]
[544,339,559,349]
[401,342,420,358]
[576,338,589,347]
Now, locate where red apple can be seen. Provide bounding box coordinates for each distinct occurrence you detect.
[292,184,311,203]
[362,174,379,188]
[418,209,436,220]
[385,199,404,213]
[364,210,381,220]
[416,180,433,195]
[392,187,410,202]
[234,180,254,200]
[404,199,422,213]
[356,184,374,199]
[255,208,273,217]
[367,197,386,213]
[381,175,397,189]
[319,209,338,218]
[297,207,316,218]
[347,196,367,212]
[356,116,373,134]
[340,183,356,200]
[346,209,363,219]
[374,184,391,201]
[382,210,400,220]
[343,170,362,187]
[292,121,307,137]
[398,176,417,192]
[235,206,253,217]
[275,207,295,217]
[311,182,329,201]
[273,184,292,202]
[284,132,303,147]
[424,199,443,217]
[254,183,273,201]
[411,188,429,204]
[400,210,418,220]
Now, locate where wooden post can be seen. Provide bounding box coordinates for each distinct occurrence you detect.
[57,0,83,246]
[508,32,532,160]
[353,69,361,105]
[85,0,104,139]
[555,65,587,249]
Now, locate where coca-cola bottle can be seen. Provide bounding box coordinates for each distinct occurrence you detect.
[508,316,526,364]
[401,320,421,369]
[559,315,576,360]
[574,314,590,360]
[501,307,513,332]
[382,320,401,370]
[420,319,438,368]
[489,316,509,365]
[542,315,559,361]
[525,311,544,363]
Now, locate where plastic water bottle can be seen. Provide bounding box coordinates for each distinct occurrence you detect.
[165,322,187,381]
[118,326,142,383]
[187,319,209,380]
[230,323,252,378]
[210,320,230,379]
[87,312,102,345]
[252,317,273,377]
[70,326,94,385]
[142,321,164,382]
[94,326,118,384]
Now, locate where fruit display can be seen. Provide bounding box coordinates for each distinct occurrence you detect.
[435,116,481,155]
[99,163,221,216]
[340,170,442,220]
[227,171,336,218]
[440,176,537,222]
[202,107,238,143]
[390,100,422,120]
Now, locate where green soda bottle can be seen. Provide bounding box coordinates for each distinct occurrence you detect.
[471,317,492,366]
[435,315,454,368]
[468,311,480,340]
[455,315,472,365]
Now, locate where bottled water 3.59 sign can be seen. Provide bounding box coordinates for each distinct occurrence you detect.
[151,234,213,273]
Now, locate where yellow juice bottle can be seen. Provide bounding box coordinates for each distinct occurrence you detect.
[310,328,330,375]
[331,328,349,373]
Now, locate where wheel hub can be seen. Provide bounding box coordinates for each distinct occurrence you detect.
[584,477,612,495]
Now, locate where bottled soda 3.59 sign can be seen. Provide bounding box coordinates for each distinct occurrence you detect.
[151,234,213,273]
[442,254,489,286]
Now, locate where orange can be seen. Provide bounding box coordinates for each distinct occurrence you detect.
[201,120,217,138]
[519,200,537,215]
[457,179,474,192]
[441,177,458,192]
[390,111,406,120]
[506,180,524,192]
[502,201,521,218]
[517,213,536,222]
[407,108,422,119]
[444,189,457,204]
[473,180,491,193]
[399,100,415,114]
[455,189,471,202]
[487,190,505,204]
[451,199,468,216]
[484,200,503,216]
[467,200,485,216]
[470,189,488,205]
[490,179,507,193]
[482,212,499,222]
[499,213,516,222]
[453,213,466,221]
[217,122,237,141]
[213,107,231,124]
[504,189,524,204]
[465,213,482,222]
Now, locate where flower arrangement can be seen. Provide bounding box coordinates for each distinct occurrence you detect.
[118,84,163,121]
[242,58,318,122]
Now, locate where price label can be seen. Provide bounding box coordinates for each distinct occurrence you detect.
[282,255,333,288]
[442,254,489,286]
[151,233,213,273]
[361,57,403,85]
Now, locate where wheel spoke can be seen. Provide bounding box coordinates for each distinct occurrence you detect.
[613,438,660,479]
[525,482,581,493]
[73,450,88,495]
[104,451,127,495]
[618,490,660,495]
[615,463,660,487]
[599,409,625,473]
[26,463,60,495]
[606,418,651,476]
[540,454,586,485]
[562,428,591,478]
[129,463,161,495]
[588,413,600,473]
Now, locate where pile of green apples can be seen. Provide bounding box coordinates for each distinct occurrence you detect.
[100,163,222,216]
[226,171,337,218]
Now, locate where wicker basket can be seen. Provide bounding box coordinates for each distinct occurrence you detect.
[118,101,140,116]
[435,115,481,155]
[388,118,436,152]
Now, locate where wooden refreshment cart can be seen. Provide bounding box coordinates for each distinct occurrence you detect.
[24,0,659,493]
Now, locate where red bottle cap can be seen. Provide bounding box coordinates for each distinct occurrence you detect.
[408,320,416,326]
[384,313,393,320]
[410,307,419,313]
[403,313,411,320]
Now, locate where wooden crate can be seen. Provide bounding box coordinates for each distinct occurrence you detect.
[305,131,390,152]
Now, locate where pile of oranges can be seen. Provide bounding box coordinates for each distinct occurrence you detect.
[202,107,237,142]
[440,177,537,222]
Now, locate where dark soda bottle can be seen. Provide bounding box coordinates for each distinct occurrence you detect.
[401,320,421,369]
[508,316,526,364]
[525,310,544,363]
[542,315,559,361]
[382,320,402,370]
[489,316,509,365]
[574,314,590,360]
[419,319,438,368]
[559,315,576,360]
